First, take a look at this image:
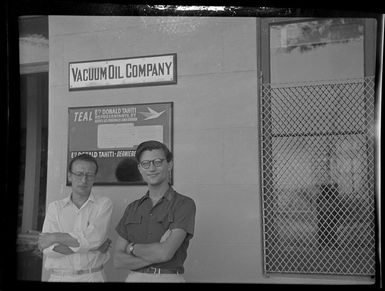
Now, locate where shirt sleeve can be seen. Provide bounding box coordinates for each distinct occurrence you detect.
[170,197,196,237]
[68,197,113,253]
[41,202,65,258]
[115,205,130,241]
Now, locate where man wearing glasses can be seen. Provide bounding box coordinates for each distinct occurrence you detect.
[38,154,113,282]
[114,140,196,282]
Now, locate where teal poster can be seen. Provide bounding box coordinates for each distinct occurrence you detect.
[67,102,173,185]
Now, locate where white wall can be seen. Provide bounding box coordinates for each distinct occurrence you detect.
[46,16,373,284]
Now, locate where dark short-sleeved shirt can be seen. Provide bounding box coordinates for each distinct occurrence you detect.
[116,187,196,272]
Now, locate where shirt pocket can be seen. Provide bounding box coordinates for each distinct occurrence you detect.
[156,212,174,230]
[123,213,142,242]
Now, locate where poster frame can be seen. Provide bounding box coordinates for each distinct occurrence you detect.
[66,101,173,186]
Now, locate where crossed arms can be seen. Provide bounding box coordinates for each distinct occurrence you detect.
[113,228,187,270]
[38,233,111,255]
[38,199,113,256]
[38,232,80,255]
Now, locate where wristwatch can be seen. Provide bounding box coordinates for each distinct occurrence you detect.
[128,243,136,256]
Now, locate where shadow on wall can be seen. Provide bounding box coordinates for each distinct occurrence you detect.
[115,158,142,182]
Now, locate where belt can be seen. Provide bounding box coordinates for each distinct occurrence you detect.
[51,265,103,276]
[135,267,182,274]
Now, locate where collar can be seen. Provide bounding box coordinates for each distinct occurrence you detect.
[62,195,73,208]
[62,192,96,208]
[140,186,175,204]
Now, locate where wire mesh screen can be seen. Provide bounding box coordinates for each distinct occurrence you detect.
[260,77,376,275]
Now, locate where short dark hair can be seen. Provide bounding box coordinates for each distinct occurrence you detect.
[135,140,173,163]
[69,154,99,174]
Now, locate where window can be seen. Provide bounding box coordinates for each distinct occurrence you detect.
[259,18,377,275]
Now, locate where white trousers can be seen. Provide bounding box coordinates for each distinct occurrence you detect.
[125,271,185,283]
[48,270,105,282]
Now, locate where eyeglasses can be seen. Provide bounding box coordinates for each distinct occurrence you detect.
[70,171,96,180]
[139,158,166,169]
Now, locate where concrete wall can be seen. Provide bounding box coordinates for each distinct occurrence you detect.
[46,16,373,284]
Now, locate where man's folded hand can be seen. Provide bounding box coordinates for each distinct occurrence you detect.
[38,233,55,251]
[160,229,171,243]
[94,238,112,253]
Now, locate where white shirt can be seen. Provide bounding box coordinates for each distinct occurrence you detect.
[42,193,113,271]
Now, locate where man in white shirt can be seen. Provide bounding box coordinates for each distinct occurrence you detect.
[38,154,113,282]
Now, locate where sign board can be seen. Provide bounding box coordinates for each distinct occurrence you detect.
[69,54,177,90]
[67,102,173,185]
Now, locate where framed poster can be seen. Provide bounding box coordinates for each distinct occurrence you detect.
[67,102,173,185]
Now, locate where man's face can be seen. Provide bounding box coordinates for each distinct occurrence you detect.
[138,149,172,187]
[68,160,97,197]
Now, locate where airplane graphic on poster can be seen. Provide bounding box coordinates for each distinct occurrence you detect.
[139,107,166,120]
